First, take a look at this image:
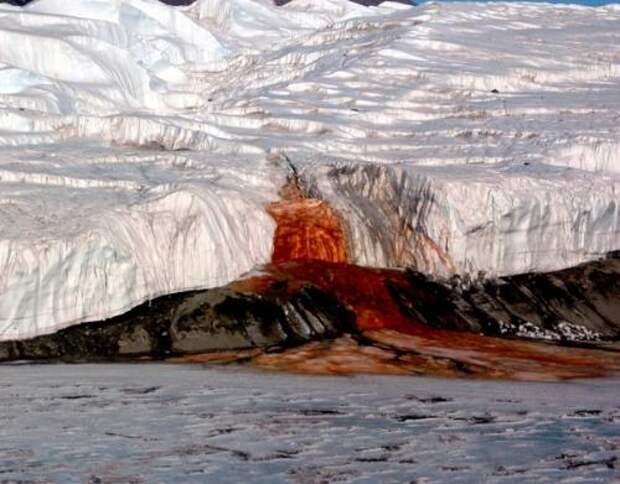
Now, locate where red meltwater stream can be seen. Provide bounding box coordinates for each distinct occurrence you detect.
[181,182,620,381]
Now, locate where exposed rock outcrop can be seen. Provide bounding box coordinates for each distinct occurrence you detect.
[388,251,620,342]
[2,253,619,376]
[0,282,353,362]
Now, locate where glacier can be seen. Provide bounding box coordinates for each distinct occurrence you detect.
[0,0,619,341]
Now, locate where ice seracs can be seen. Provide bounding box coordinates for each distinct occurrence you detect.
[0,0,619,340]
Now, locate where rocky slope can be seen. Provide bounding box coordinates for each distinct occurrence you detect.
[2,253,619,380]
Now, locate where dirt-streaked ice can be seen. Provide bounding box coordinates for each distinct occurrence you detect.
[0,0,619,340]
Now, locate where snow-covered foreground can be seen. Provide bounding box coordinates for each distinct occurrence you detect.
[1,364,619,482]
[0,0,619,340]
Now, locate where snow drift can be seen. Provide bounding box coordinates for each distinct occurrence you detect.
[0,0,619,340]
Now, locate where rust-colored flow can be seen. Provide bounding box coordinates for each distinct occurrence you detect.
[251,332,620,381]
[267,181,348,264]
[232,261,620,380]
[217,183,620,380]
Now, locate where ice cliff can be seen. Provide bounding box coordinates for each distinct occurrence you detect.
[0,0,619,340]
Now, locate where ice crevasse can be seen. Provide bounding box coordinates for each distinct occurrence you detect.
[0,0,619,340]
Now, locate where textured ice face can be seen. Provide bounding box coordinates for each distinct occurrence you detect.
[0,145,281,341]
[307,162,620,276]
[265,2,620,276]
[0,0,619,340]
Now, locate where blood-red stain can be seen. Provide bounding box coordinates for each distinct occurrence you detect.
[234,262,620,380]
[267,182,348,264]
[237,186,620,380]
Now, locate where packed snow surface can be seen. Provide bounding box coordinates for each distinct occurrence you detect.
[0,0,619,339]
[1,364,620,482]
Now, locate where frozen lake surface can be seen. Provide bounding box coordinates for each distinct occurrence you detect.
[1,364,619,482]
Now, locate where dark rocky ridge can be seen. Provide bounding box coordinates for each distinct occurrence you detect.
[1,252,619,364]
[388,251,620,342]
[0,282,354,362]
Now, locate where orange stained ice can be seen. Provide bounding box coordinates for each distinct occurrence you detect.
[267,181,348,264]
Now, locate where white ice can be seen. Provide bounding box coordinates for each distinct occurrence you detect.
[0,0,619,340]
[1,364,619,482]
